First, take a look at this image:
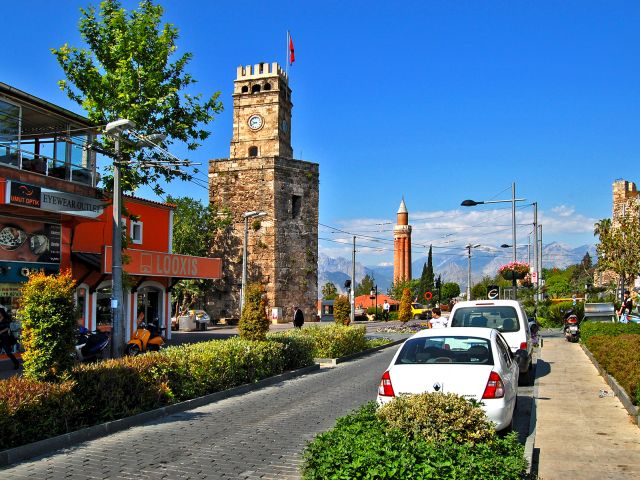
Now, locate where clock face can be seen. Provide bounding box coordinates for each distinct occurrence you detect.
[248,114,264,131]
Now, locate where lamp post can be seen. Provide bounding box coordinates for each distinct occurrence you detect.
[370,285,378,320]
[241,211,267,315]
[461,182,526,299]
[466,244,481,300]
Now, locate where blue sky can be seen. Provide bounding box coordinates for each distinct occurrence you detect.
[3,1,639,266]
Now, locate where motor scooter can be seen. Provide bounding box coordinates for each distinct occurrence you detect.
[75,326,110,362]
[563,310,580,342]
[126,321,165,355]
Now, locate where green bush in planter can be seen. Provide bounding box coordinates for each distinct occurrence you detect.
[268,331,315,370]
[580,322,640,343]
[238,283,270,341]
[333,295,351,325]
[302,402,526,480]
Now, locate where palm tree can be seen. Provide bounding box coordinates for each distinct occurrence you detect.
[593,218,611,239]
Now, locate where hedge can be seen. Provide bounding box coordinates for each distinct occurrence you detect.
[580,322,640,343]
[273,324,369,358]
[0,336,313,451]
[585,334,640,405]
[302,401,527,480]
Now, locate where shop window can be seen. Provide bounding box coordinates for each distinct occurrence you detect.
[292,195,302,219]
[96,286,113,331]
[248,146,258,157]
[130,221,143,244]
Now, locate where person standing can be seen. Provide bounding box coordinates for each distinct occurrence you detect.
[428,307,447,329]
[293,306,304,329]
[618,290,633,323]
[0,307,20,370]
[382,300,390,321]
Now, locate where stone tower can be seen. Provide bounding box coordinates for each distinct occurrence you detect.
[393,198,412,282]
[208,62,319,323]
[612,179,638,225]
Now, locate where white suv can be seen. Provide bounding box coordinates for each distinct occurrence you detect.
[447,300,533,385]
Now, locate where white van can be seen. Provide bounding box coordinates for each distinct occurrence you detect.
[447,300,533,385]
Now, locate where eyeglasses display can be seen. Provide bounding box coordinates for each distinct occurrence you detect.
[0,226,50,254]
[0,216,61,264]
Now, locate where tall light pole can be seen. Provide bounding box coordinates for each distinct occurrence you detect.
[351,236,356,325]
[241,211,267,315]
[461,182,526,299]
[466,244,481,300]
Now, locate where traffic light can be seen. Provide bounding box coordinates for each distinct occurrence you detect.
[344,279,351,289]
[435,276,441,289]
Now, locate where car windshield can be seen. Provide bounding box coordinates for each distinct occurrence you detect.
[394,336,494,365]
[412,303,424,309]
[450,306,520,332]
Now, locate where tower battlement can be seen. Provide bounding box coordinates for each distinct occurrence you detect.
[236,62,288,81]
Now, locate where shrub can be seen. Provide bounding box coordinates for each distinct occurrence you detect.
[238,283,269,341]
[377,393,495,445]
[333,295,351,325]
[585,334,640,405]
[0,377,78,450]
[547,301,584,326]
[268,331,316,371]
[398,288,412,323]
[302,402,526,480]
[20,271,77,381]
[300,324,367,358]
[580,322,640,343]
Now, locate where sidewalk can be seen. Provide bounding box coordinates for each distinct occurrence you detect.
[535,334,640,479]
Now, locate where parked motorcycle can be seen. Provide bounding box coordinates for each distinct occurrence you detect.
[126,321,165,356]
[563,310,580,342]
[75,326,110,362]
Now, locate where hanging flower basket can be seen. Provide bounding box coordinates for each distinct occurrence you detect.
[498,262,530,280]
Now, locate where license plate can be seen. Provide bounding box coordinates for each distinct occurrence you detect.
[570,326,578,332]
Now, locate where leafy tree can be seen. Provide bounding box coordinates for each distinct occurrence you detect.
[398,288,412,323]
[21,271,77,381]
[238,283,269,341]
[355,274,375,296]
[388,278,420,301]
[470,282,487,300]
[52,0,223,195]
[333,295,351,326]
[321,282,338,300]
[167,195,231,315]
[441,282,461,303]
[595,200,640,298]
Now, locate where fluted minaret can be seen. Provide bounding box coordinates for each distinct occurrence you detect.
[393,198,412,283]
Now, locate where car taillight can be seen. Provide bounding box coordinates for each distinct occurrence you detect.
[520,342,528,350]
[482,371,505,399]
[378,371,395,397]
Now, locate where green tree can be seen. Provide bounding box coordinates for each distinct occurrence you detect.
[238,283,269,341]
[333,295,351,325]
[421,245,435,296]
[167,195,231,315]
[321,282,338,300]
[398,288,413,323]
[52,0,223,195]
[441,282,461,303]
[21,271,77,381]
[470,282,487,300]
[355,274,375,296]
[388,278,420,301]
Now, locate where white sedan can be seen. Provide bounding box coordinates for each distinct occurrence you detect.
[377,327,521,431]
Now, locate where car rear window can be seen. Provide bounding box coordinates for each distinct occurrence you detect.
[395,336,493,365]
[450,306,520,333]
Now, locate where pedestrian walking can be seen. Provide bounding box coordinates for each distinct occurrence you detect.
[293,306,304,328]
[428,307,447,329]
[0,307,20,370]
[382,300,390,321]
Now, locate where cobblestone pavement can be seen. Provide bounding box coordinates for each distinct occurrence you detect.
[2,348,398,479]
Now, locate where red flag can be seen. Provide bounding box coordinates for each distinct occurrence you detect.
[289,33,295,65]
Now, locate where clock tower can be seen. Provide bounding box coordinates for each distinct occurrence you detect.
[209,62,319,324]
[230,62,293,159]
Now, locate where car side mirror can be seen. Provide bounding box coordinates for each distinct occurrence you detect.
[514,349,528,369]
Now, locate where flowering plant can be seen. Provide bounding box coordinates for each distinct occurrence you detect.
[498,261,530,275]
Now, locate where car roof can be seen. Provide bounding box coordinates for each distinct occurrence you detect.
[452,300,521,308]
[408,327,496,340]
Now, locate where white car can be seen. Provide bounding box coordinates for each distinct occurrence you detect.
[447,300,533,385]
[377,327,521,431]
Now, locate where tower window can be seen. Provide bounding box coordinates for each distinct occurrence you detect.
[241,85,249,93]
[292,195,302,219]
[248,146,258,157]
[264,83,271,91]
[251,84,261,93]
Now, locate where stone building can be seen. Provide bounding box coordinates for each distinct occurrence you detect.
[393,198,412,282]
[208,62,319,323]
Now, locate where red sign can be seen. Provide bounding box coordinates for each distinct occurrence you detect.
[103,247,222,279]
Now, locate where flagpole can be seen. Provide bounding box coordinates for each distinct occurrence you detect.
[285,31,289,77]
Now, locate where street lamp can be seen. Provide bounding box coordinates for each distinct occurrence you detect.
[370,285,378,320]
[241,211,267,315]
[461,182,526,299]
[466,244,481,300]
[104,119,166,358]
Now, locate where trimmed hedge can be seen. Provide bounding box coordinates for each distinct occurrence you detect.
[0,336,312,451]
[585,334,640,405]
[275,324,369,358]
[303,402,527,480]
[580,321,640,343]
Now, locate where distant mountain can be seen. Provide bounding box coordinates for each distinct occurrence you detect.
[318,243,596,298]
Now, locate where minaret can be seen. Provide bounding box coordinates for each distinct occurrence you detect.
[393,198,412,282]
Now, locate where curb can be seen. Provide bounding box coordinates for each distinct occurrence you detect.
[580,343,639,424]
[315,338,405,366]
[524,352,540,476]
[0,364,320,468]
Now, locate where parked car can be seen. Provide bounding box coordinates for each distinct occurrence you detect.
[377,327,522,431]
[170,309,211,331]
[354,306,368,320]
[447,300,533,385]
[411,303,431,320]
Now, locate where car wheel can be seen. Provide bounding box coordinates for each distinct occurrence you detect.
[413,314,420,320]
[518,361,533,386]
